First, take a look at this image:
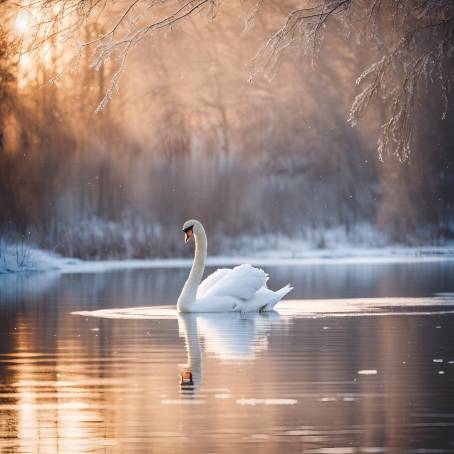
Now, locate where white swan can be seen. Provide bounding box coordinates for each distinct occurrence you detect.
[177,219,292,313]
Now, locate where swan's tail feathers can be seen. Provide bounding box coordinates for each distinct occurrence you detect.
[261,284,293,311]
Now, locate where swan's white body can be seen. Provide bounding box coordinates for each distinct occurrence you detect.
[177,220,292,313]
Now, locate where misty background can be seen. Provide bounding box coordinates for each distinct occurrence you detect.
[0,1,453,259]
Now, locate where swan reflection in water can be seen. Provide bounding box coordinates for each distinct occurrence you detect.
[177,311,281,393]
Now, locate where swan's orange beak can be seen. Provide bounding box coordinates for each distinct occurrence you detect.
[183,226,193,243]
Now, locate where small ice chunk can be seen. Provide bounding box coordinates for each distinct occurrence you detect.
[236,398,297,406]
[215,393,231,399]
[358,369,378,375]
[438,371,445,375]
[249,434,269,440]
[433,359,444,363]
[161,399,205,405]
[435,325,442,329]
[91,327,100,332]
[319,397,337,402]
[307,448,356,453]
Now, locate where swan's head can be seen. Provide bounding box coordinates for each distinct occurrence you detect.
[182,219,203,243]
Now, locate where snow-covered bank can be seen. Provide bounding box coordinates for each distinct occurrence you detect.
[1,241,454,275]
[0,243,80,274]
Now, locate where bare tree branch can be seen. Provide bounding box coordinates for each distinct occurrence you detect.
[7,0,454,160]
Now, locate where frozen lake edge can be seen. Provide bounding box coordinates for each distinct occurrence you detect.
[2,244,454,275]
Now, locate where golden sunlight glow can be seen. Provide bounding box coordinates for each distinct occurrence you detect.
[13,8,60,88]
[18,54,31,88]
[15,11,29,33]
[19,53,31,68]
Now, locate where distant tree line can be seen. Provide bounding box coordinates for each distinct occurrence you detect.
[0,2,452,257]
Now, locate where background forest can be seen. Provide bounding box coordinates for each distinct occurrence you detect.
[0,1,453,259]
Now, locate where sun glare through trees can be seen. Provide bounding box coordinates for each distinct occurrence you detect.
[0,1,453,257]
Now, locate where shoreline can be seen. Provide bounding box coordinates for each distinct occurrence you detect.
[2,244,454,275]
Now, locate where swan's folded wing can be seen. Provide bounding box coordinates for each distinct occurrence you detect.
[197,268,231,298]
[203,264,267,301]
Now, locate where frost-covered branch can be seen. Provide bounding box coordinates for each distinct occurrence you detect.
[349,13,454,161]
[8,0,454,159]
[11,0,217,110]
[254,0,454,160]
[253,0,350,77]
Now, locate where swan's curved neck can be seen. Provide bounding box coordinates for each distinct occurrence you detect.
[177,227,207,311]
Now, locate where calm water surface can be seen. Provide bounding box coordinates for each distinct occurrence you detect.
[1,262,454,453]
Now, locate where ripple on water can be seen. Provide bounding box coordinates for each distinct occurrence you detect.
[72,296,454,320]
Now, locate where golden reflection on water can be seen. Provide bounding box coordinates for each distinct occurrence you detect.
[1,317,110,452]
[1,300,454,453]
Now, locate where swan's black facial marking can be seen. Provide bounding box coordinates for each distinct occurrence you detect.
[183,225,194,243]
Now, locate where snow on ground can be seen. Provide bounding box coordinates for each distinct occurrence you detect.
[0,243,81,274]
[1,240,454,275]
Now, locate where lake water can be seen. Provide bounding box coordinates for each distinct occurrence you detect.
[1,261,454,453]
